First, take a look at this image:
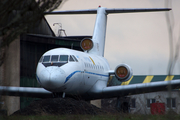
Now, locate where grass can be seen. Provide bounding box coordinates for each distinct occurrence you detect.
[1,114,180,120]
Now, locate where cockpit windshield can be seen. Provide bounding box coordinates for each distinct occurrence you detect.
[40,54,78,67]
[59,55,68,62]
[43,56,50,62]
[51,55,59,62]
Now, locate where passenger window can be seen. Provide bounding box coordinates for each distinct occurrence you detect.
[51,55,59,62]
[69,55,75,62]
[59,55,68,62]
[43,56,50,62]
[72,55,78,62]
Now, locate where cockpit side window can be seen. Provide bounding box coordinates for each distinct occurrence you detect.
[69,55,75,62]
[39,56,43,63]
[51,55,59,62]
[43,56,50,62]
[72,55,78,62]
[59,55,68,62]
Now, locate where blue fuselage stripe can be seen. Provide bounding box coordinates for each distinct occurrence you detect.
[64,71,81,83]
[36,74,41,84]
[85,71,109,77]
[64,71,109,83]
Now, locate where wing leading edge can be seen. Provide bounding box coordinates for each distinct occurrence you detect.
[0,86,53,98]
[90,79,180,100]
[44,8,171,15]
[1,80,180,100]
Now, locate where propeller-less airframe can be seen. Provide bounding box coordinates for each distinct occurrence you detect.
[0,6,180,100]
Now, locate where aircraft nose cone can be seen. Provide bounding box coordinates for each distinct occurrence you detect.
[38,67,66,91]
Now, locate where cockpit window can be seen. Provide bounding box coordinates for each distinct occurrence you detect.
[51,55,59,62]
[69,55,75,62]
[59,55,68,62]
[41,55,68,67]
[72,55,78,62]
[43,56,50,62]
[39,56,43,63]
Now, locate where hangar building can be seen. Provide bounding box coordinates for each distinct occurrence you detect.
[0,15,91,115]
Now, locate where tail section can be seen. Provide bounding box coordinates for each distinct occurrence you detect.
[88,7,171,56]
[45,7,171,56]
[89,7,107,56]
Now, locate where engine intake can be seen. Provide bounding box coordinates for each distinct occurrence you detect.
[80,38,93,51]
[115,64,133,82]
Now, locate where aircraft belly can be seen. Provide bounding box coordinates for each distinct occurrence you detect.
[83,71,108,92]
[64,71,108,95]
[63,73,83,93]
[84,72,98,86]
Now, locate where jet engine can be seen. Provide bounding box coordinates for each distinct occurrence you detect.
[80,38,93,51]
[114,64,133,82]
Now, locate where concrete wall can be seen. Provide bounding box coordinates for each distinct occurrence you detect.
[130,91,180,114]
[0,38,20,115]
[90,100,101,108]
[0,11,54,115]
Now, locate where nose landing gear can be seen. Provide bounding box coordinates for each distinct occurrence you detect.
[52,92,65,98]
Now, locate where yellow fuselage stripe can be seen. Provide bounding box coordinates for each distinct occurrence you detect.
[89,57,95,65]
[121,76,133,85]
[164,75,174,81]
[143,76,154,83]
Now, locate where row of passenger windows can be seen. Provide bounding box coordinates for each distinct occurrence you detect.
[84,63,104,70]
[39,55,78,63]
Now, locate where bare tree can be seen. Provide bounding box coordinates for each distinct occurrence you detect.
[165,1,180,113]
[165,0,180,75]
[0,0,63,66]
[0,0,65,115]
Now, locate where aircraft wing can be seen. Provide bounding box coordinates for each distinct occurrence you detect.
[44,8,170,15]
[0,86,53,98]
[89,79,180,100]
[1,80,180,100]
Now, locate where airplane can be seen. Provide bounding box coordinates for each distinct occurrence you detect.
[0,6,180,101]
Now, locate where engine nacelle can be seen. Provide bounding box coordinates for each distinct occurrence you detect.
[80,38,93,51]
[114,63,133,82]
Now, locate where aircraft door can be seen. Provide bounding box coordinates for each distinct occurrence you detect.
[79,58,85,86]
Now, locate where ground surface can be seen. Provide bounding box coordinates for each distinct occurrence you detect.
[4,98,180,120]
[13,98,109,115]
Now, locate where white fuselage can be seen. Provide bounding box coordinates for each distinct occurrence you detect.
[36,48,110,95]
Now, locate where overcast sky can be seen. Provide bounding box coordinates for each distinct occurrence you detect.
[45,0,180,75]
